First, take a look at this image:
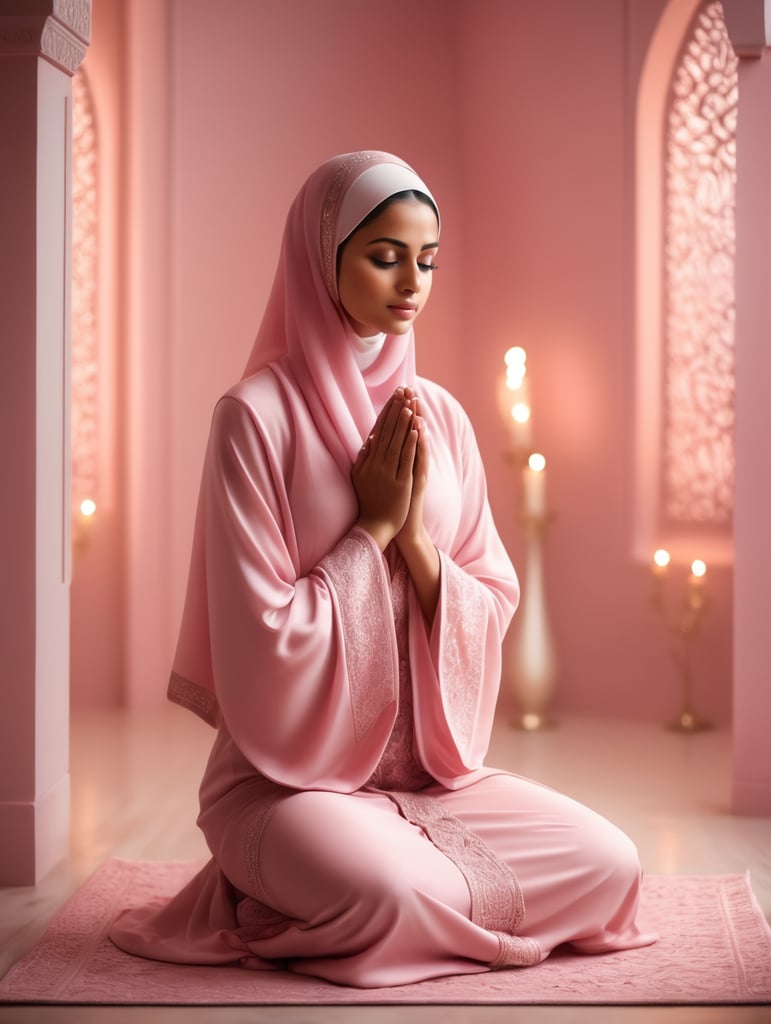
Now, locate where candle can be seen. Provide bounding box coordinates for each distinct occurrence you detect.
[652,548,670,577]
[688,559,707,609]
[524,452,547,516]
[510,400,532,451]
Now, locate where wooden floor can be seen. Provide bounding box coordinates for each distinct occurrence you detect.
[1,706,770,1024]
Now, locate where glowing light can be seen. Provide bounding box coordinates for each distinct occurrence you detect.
[504,347,528,391]
[690,559,707,578]
[528,452,546,473]
[511,402,531,424]
[653,548,671,569]
[504,346,527,368]
[80,498,96,518]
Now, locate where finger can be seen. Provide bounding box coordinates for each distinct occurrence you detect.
[389,405,417,459]
[370,390,405,451]
[396,422,419,479]
[379,400,414,460]
[412,420,430,478]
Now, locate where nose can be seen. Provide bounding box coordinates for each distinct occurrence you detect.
[398,261,421,294]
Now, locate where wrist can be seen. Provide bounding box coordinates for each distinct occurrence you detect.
[396,522,432,558]
[355,517,394,552]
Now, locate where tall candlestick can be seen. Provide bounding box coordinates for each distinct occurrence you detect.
[648,553,711,732]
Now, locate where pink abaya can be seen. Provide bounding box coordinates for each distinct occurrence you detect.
[109,152,656,987]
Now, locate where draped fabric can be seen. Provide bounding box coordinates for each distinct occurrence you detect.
[170,369,517,791]
[109,152,656,987]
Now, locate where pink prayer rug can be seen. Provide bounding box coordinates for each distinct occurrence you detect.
[1,859,770,1005]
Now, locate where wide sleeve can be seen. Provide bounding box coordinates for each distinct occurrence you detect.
[410,401,519,785]
[201,395,399,791]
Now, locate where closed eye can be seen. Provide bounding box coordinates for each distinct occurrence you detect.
[370,257,439,272]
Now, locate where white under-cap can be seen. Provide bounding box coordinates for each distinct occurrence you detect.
[335,162,440,249]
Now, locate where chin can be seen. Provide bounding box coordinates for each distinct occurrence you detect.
[387,321,413,336]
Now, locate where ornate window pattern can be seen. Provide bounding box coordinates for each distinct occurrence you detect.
[71,67,98,543]
[662,0,737,525]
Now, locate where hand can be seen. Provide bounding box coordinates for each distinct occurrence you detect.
[394,392,440,621]
[351,387,418,550]
[396,393,429,549]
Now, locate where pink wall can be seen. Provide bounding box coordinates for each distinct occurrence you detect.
[164,0,467,694]
[73,0,735,731]
[455,0,732,724]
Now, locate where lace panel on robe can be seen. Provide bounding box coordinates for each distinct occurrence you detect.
[367,556,432,792]
[436,556,490,758]
[387,789,542,968]
[317,528,398,741]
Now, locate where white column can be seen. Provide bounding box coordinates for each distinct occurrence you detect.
[0,1,91,884]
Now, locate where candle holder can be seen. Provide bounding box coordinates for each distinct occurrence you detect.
[510,509,558,731]
[650,565,711,733]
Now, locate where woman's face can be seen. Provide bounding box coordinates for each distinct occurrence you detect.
[337,198,439,337]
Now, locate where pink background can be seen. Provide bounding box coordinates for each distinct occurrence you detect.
[3,0,770,888]
[71,0,737,726]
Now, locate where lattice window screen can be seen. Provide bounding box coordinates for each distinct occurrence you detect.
[662,0,737,526]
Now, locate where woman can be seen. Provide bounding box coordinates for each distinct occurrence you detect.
[110,151,655,988]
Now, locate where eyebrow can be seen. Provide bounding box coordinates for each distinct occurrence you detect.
[367,236,439,251]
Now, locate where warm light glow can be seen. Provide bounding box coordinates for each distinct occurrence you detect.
[690,559,707,578]
[528,452,546,473]
[504,346,526,368]
[511,402,531,424]
[80,498,96,518]
[504,347,527,390]
[653,548,671,569]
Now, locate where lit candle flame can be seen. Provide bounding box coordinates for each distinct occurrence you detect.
[690,559,707,578]
[504,346,527,368]
[80,498,96,518]
[653,548,671,569]
[511,402,531,424]
[504,347,527,390]
[528,452,546,472]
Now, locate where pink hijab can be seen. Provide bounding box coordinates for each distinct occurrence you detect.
[241,150,439,472]
[169,152,441,726]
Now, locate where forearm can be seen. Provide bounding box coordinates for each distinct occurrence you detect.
[396,526,440,623]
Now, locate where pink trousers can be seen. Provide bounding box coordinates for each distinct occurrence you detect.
[212,772,657,988]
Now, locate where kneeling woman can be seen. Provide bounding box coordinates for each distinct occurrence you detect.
[110,150,656,988]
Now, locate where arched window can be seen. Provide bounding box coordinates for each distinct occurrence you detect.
[635,0,737,566]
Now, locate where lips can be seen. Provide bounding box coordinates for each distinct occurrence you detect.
[388,304,418,315]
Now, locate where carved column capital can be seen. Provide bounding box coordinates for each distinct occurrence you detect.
[0,0,91,75]
[722,0,771,59]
